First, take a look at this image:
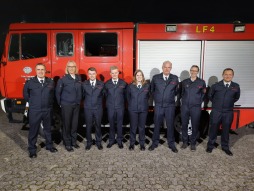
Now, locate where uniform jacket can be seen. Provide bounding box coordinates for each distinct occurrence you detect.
[208,80,240,112]
[104,78,127,109]
[181,77,206,107]
[127,82,150,112]
[151,73,179,107]
[55,74,82,106]
[82,80,104,109]
[23,76,54,111]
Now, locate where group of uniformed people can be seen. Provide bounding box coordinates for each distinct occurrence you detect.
[23,60,240,158]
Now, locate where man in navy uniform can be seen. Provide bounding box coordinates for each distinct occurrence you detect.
[104,66,127,149]
[206,68,240,156]
[180,65,206,151]
[23,63,58,158]
[82,67,104,150]
[148,60,179,153]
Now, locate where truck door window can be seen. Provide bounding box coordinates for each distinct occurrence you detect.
[21,33,47,60]
[56,33,73,56]
[84,33,117,56]
[8,34,19,61]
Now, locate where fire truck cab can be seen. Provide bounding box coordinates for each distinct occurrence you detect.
[0,22,134,123]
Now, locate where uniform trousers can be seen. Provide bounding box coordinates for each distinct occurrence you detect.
[28,109,53,154]
[152,105,176,147]
[181,105,201,145]
[61,104,80,146]
[84,108,103,146]
[207,110,233,150]
[107,107,124,145]
[129,111,147,146]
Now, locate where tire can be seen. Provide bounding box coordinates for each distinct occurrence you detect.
[174,110,210,142]
[39,112,62,139]
[174,112,182,143]
[198,110,210,139]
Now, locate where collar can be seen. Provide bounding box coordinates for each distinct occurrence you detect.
[112,79,118,83]
[223,81,231,86]
[70,74,75,79]
[190,77,197,82]
[37,77,45,82]
[90,79,96,84]
[163,74,169,79]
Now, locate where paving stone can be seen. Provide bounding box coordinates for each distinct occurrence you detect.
[0,110,253,190]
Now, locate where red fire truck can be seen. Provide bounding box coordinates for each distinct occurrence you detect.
[1,22,253,134]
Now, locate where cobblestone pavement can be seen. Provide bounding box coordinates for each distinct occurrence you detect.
[0,109,253,191]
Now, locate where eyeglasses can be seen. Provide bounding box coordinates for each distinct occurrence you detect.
[190,70,198,72]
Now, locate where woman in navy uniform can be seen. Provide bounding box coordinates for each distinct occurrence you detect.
[55,60,82,152]
[127,69,150,151]
[206,68,240,156]
[180,65,206,151]
[104,66,127,149]
[82,67,104,150]
[23,63,58,158]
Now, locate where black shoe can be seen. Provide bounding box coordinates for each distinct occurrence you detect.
[190,145,196,151]
[72,144,80,149]
[85,145,91,150]
[97,144,103,150]
[29,153,37,158]
[169,146,178,153]
[206,148,213,153]
[148,145,157,151]
[140,145,145,151]
[118,143,124,149]
[129,145,134,150]
[107,143,113,148]
[181,143,188,149]
[65,146,74,152]
[222,149,233,156]
[46,147,58,153]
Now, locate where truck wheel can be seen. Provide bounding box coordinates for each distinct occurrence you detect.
[198,110,210,139]
[174,112,182,135]
[39,112,62,139]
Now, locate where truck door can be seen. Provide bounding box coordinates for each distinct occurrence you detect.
[51,31,79,78]
[4,31,51,98]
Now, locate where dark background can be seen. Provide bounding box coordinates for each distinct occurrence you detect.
[1,0,254,55]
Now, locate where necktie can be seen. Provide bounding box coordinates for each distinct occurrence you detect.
[138,85,141,89]
[114,81,117,85]
[91,81,94,88]
[40,80,44,86]
[226,84,229,88]
[165,77,168,81]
